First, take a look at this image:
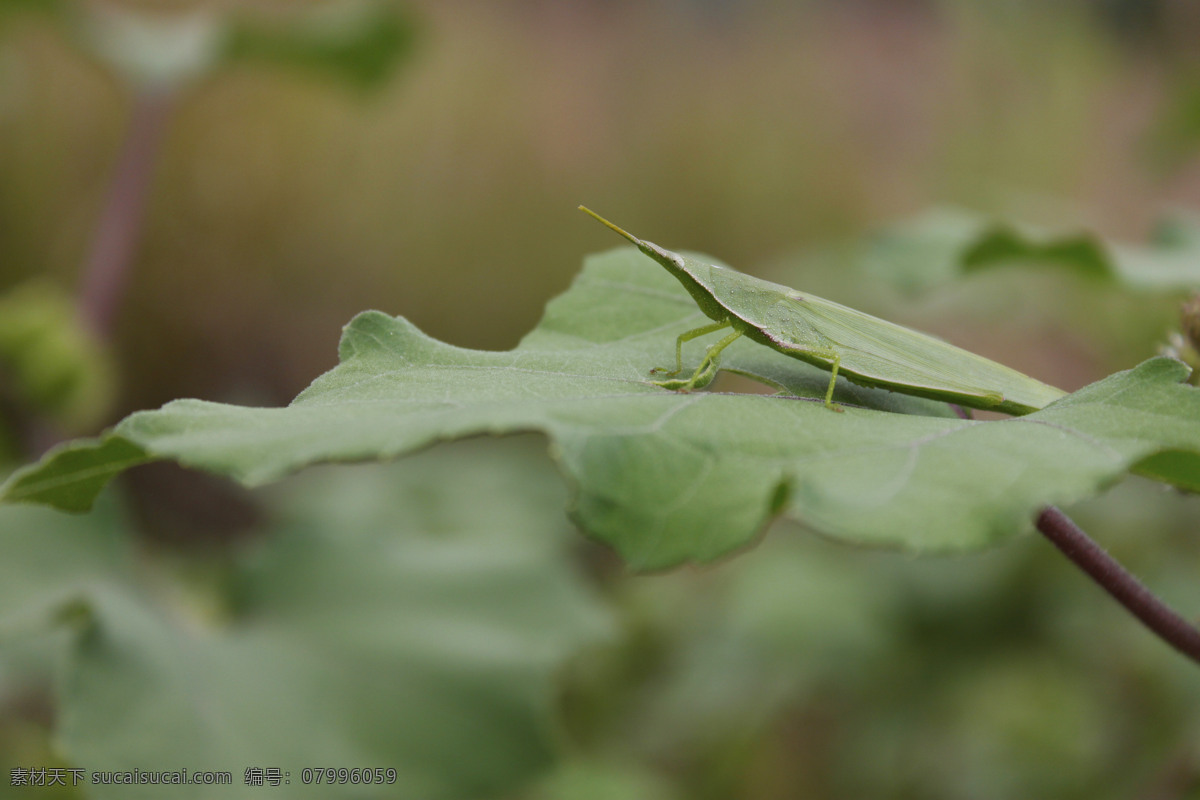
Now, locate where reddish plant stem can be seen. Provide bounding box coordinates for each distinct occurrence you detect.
[77,89,175,338]
[1037,506,1200,665]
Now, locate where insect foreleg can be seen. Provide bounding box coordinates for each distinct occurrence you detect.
[654,327,743,391]
[652,319,732,377]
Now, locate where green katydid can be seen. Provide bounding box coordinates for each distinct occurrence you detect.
[579,206,1066,415]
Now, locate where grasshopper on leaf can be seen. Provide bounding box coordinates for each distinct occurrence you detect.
[580,206,1066,415]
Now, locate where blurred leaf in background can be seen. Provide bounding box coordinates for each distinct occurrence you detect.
[548,502,1200,800]
[862,206,1200,292]
[2,0,1165,413]
[0,281,115,437]
[76,3,222,90]
[0,438,610,799]
[851,205,1199,383]
[222,1,419,91]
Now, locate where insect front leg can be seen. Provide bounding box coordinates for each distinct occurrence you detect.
[652,319,732,377]
[654,328,743,391]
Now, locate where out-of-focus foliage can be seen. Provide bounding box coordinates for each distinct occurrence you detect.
[222,3,419,91]
[0,439,609,800]
[524,759,679,800]
[0,0,1154,412]
[78,3,222,89]
[1,0,418,91]
[864,206,1200,293]
[856,206,1200,386]
[544,498,1200,799]
[0,281,114,432]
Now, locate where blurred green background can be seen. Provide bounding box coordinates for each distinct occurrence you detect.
[5,0,1200,410]
[2,0,1200,798]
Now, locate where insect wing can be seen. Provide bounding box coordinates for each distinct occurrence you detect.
[780,293,1064,411]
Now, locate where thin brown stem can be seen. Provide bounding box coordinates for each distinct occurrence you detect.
[1037,506,1200,665]
[77,89,175,338]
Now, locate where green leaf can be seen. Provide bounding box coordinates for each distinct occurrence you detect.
[221,3,418,91]
[2,441,608,799]
[3,249,1200,569]
[0,281,116,431]
[529,759,678,800]
[0,494,135,637]
[75,3,223,89]
[0,435,150,511]
[865,207,1200,292]
[1,1,416,90]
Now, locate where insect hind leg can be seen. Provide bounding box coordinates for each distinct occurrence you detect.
[822,352,845,412]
